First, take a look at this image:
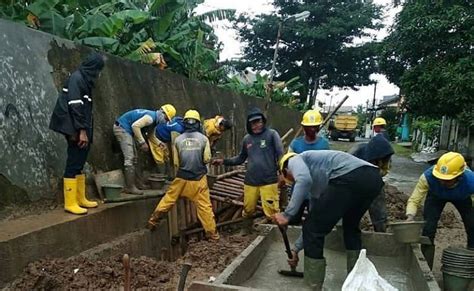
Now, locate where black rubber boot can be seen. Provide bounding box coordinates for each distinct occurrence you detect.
[124,166,143,195]
[304,256,326,290]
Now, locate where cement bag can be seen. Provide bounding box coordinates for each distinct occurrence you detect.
[342,249,398,291]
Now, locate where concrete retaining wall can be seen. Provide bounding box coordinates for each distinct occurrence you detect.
[0,19,302,203]
[0,198,165,286]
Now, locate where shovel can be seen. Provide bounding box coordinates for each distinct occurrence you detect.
[277,226,304,278]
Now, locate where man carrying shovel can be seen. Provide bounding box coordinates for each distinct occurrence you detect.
[273,150,383,290]
[406,152,474,268]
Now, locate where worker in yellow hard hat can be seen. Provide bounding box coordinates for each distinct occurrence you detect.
[406,152,474,268]
[147,110,219,240]
[372,117,389,140]
[149,116,185,177]
[289,110,329,153]
[203,115,233,151]
[286,109,330,269]
[114,104,176,194]
[273,151,383,289]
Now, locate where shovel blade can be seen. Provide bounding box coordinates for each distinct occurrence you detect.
[278,269,304,278]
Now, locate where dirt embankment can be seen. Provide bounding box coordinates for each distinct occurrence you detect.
[360,184,462,230]
[9,233,257,290]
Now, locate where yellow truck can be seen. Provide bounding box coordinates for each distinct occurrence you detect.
[330,115,358,142]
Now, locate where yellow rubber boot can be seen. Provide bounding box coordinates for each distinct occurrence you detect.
[63,178,87,215]
[76,174,98,208]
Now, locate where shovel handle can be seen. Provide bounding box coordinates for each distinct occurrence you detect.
[278,226,293,259]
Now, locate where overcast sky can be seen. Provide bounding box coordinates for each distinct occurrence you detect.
[195,0,401,107]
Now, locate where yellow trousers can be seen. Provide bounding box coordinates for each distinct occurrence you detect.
[149,134,169,164]
[154,176,217,234]
[243,183,280,218]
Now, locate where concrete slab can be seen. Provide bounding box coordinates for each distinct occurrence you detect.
[211,225,441,291]
[0,196,165,286]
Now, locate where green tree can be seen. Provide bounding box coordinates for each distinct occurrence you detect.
[0,0,234,82]
[379,1,474,126]
[355,104,367,132]
[234,0,383,107]
[221,73,303,109]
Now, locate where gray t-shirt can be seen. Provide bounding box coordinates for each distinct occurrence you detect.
[224,128,283,186]
[175,131,210,180]
[284,150,376,218]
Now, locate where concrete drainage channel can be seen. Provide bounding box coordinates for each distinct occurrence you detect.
[0,203,447,290]
[190,225,442,291]
[0,195,260,290]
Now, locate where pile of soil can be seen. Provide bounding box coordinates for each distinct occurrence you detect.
[360,184,461,231]
[9,233,257,290]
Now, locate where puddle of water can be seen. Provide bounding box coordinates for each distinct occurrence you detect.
[241,242,414,290]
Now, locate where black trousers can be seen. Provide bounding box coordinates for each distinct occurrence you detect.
[423,194,474,248]
[64,139,90,178]
[368,187,387,232]
[303,166,383,259]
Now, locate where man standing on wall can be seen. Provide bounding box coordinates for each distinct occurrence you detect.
[114,105,176,194]
[49,52,104,215]
[213,108,284,235]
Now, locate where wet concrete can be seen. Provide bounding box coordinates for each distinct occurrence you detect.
[241,233,415,290]
[214,226,440,291]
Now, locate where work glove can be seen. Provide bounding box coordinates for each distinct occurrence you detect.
[406,214,415,222]
[288,250,299,268]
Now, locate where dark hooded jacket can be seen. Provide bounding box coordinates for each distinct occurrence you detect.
[349,134,394,162]
[49,53,104,141]
[224,108,284,186]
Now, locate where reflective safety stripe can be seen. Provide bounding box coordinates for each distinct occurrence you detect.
[62,88,68,93]
[83,95,92,102]
[68,100,84,105]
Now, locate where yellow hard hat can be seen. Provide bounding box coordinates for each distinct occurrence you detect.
[184,109,201,121]
[279,152,297,172]
[373,117,387,126]
[301,110,323,126]
[433,152,466,180]
[161,104,176,120]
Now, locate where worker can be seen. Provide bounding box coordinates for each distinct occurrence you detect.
[212,108,284,235]
[148,116,185,177]
[147,110,219,240]
[273,151,383,290]
[286,109,330,267]
[406,152,474,269]
[288,109,329,153]
[372,117,390,140]
[348,134,394,232]
[203,115,233,151]
[49,52,105,215]
[114,105,176,194]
